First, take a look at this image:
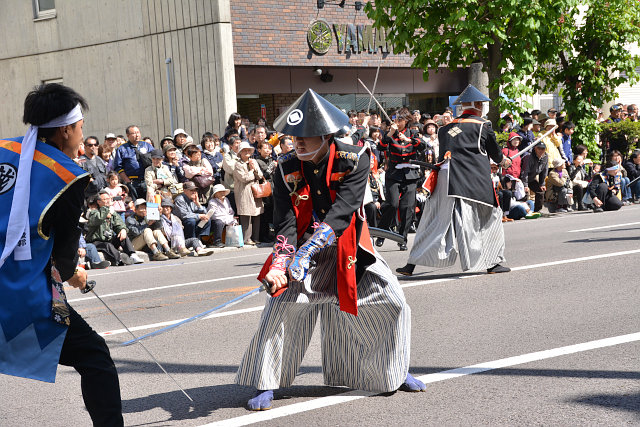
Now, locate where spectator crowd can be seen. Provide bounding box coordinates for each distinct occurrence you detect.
[73,103,640,270]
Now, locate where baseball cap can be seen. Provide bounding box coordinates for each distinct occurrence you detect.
[105,133,116,140]
[150,148,164,159]
[173,128,188,138]
[134,198,147,207]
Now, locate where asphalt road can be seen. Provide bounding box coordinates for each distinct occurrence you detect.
[2,206,640,426]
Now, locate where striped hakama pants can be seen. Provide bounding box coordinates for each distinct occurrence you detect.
[408,166,505,272]
[235,247,411,392]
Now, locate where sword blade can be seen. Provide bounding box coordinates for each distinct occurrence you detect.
[121,284,267,347]
[366,64,381,113]
[358,78,393,122]
[90,289,193,402]
[510,125,558,160]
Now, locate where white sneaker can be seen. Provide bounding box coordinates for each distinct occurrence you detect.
[130,253,144,264]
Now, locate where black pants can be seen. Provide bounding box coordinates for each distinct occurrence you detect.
[93,236,135,265]
[498,189,512,213]
[364,202,379,228]
[379,178,418,240]
[129,178,147,200]
[259,197,274,242]
[573,184,586,208]
[592,183,623,211]
[211,218,225,242]
[59,306,123,427]
[528,180,545,212]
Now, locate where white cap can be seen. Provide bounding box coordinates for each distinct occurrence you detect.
[173,128,188,137]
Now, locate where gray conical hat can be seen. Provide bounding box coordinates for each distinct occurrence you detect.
[453,84,491,105]
[273,88,349,137]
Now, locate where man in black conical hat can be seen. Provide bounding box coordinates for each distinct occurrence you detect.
[397,84,513,277]
[236,88,426,411]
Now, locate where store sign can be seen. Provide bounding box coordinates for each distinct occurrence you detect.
[307,19,389,55]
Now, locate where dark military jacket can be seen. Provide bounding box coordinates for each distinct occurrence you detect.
[437,112,505,207]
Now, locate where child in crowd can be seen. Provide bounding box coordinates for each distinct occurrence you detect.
[104,171,126,220]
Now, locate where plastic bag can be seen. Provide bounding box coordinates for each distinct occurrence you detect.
[225,224,244,247]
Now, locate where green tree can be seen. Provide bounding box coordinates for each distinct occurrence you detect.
[536,1,640,159]
[365,0,573,125]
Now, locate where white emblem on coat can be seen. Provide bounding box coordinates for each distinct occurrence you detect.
[448,127,462,137]
[0,163,18,195]
[287,109,304,126]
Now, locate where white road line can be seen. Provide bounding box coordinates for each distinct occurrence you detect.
[96,248,640,338]
[202,331,640,427]
[87,251,270,277]
[567,221,640,233]
[68,273,257,303]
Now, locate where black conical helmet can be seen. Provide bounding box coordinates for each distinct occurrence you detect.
[273,89,349,137]
[453,84,491,104]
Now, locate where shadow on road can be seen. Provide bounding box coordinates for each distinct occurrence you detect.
[571,391,640,417]
[565,236,640,243]
[395,271,481,281]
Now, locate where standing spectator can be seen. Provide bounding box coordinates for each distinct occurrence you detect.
[376,107,425,250]
[253,126,269,152]
[234,141,264,245]
[86,190,143,265]
[183,142,214,203]
[520,141,549,213]
[278,135,294,157]
[112,125,154,199]
[606,104,624,123]
[560,121,575,164]
[502,132,522,179]
[568,155,591,211]
[542,119,566,170]
[79,135,108,199]
[623,150,640,201]
[516,117,536,151]
[412,109,421,123]
[159,198,213,256]
[159,135,174,151]
[201,132,223,183]
[207,184,236,247]
[126,199,179,260]
[173,181,212,241]
[588,160,624,212]
[172,128,189,158]
[163,143,186,184]
[103,132,119,153]
[627,104,638,121]
[222,135,241,210]
[144,148,178,201]
[255,140,277,243]
[547,108,558,120]
[423,119,439,158]
[103,171,127,220]
[224,112,248,142]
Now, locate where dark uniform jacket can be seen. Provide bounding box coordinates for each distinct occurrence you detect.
[437,112,505,207]
[260,138,376,315]
[378,127,425,181]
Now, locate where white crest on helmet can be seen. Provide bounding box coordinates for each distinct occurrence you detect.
[287,109,304,126]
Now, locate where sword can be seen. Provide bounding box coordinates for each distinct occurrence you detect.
[81,280,193,402]
[509,125,558,160]
[629,174,640,186]
[121,283,270,347]
[409,159,441,171]
[367,227,406,244]
[366,65,381,114]
[358,78,393,122]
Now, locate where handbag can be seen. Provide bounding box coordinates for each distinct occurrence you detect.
[251,178,272,198]
[192,174,215,189]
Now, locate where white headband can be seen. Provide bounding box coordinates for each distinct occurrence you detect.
[0,104,84,267]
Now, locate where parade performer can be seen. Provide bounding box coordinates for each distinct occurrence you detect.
[0,84,123,426]
[236,89,426,411]
[374,107,426,250]
[396,85,512,277]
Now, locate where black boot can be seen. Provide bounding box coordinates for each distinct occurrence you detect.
[396,263,415,276]
[487,264,511,274]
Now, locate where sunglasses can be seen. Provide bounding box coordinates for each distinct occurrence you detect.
[86,143,99,147]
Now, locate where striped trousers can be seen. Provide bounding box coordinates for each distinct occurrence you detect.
[408,166,505,271]
[235,247,411,392]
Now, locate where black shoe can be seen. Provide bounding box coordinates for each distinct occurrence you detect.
[375,238,385,247]
[92,260,111,269]
[408,223,417,233]
[487,264,510,274]
[120,253,133,266]
[593,207,604,213]
[396,264,415,276]
[398,242,408,251]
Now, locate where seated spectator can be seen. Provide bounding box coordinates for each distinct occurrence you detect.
[491,161,513,222]
[568,155,590,211]
[163,143,187,185]
[160,198,213,256]
[126,199,180,261]
[79,136,108,199]
[545,158,571,213]
[502,176,539,220]
[608,150,632,205]
[173,181,212,241]
[103,171,127,220]
[233,141,263,245]
[78,234,110,270]
[623,150,640,202]
[183,142,215,203]
[201,132,223,183]
[145,148,178,201]
[520,141,549,213]
[588,160,623,212]
[207,184,237,247]
[502,132,522,178]
[86,190,143,265]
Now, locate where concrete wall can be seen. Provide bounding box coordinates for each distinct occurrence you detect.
[0,0,235,143]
